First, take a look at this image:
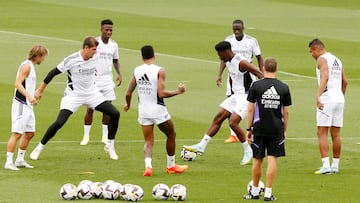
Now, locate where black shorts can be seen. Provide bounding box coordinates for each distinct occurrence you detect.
[251,136,285,158]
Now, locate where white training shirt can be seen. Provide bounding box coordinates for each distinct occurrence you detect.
[134,63,168,118]
[225,54,249,95]
[93,37,119,88]
[316,52,344,103]
[14,60,36,107]
[225,33,261,63]
[56,51,98,95]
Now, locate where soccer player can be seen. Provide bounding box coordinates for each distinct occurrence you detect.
[217,19,264,144]
[308,39,347,174]
[4,45,49,170]
[184,41,263,165]
[124,45,188,176]
[80,19,122,146]
[243,57,291,201]
[30,37,120,161]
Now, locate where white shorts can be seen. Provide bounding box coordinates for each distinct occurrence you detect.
[138,113,171,125]
[11,100,35,133]
[220,94,248,119]
[60,91,106,112]
[98,87,116,101]
[317,102,344,127]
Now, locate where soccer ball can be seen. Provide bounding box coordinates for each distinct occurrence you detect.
[102,181,120,200]
[59,183,77,200]
[79,179,93,186]
[104,179,115,185]
[152,183,170,200]
[113,181,123,193]
[180,148,197,161]
[90,182,104,199]
[170,184,187,201]
[127,184,144,202]
[247,180,265,195]
[120,184,134,200]
[77,183,93,200]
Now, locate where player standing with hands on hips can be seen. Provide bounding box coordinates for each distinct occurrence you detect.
[4,45,48,170]
[308,38,347,174]
[124,45,188,176]
[30,37,120,161]
[243,57,291,201]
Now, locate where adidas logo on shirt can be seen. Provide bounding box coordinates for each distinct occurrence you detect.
[262,86,280,99]
[261,86,280,109]
[137,73,152,85]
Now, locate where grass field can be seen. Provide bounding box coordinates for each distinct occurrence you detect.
[0,0,359,202]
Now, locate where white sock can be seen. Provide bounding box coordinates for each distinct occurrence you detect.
[264,187,272,198]
[322,157,330,168]
[6,152,14,164]
[167,155,175,168]
[332,158,340,168]
[199,134,211,149]
[107,139,115,149]
[16,149,26,162]
[35,143,45,151]
[84,125,91,137]
[230,128,236,137]
[102,124,108,139]
[251,186,260,196]
[241,141,252,153]
[144,157,152,168]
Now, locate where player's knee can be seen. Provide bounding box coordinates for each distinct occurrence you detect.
[228,120,238,128]
[110,108,120,120]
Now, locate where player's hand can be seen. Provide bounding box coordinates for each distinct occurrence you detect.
[216,77,222,87]
[317,97,324,110]
[29,96,38,106]
[35,89,43,100]
[116,75,122,86]
[123,104,130,112]
[247,131,252,144]
[177,83,186,94]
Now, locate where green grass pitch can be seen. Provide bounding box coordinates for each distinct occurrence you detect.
[0,0,359,202]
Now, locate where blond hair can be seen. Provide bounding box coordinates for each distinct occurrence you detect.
[28,45,49,61]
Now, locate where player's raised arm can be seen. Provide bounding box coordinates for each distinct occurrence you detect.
[157,68,185,99]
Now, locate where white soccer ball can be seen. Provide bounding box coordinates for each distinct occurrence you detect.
[247,180,265,195]
[102,182,120,200]
[152,183,170,200]
[180,148,197,161]
[120,184,133,200]
[104,179,115,185]
[90,182,104,199]
[59,183,77,200]
[77,183,93,200]
[127,184,144,202]
[79,179,93,186]
[170,184,187,201]
[113,181,123,193]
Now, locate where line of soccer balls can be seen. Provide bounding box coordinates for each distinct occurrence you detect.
[60,180,187,201]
